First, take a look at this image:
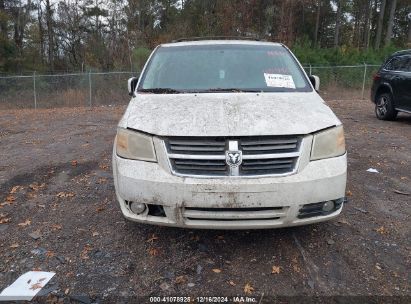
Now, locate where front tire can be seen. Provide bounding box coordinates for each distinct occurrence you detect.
[375,93,398,120]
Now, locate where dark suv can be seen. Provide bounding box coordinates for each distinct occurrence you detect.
[371,49,411,120]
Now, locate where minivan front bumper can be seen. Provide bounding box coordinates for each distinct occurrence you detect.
[112,145,347,229]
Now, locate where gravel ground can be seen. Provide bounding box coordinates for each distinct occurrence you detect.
[0,99,410,303]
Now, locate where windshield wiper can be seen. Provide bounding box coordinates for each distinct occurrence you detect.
[198,88,261,93]
[138,88,183,94]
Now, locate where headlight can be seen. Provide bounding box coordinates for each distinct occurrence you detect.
[311,125,346,160]
[116,128,157,162]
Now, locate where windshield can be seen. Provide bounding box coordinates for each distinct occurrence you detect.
[138,44,312,93]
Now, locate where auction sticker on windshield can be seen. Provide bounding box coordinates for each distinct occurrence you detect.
[264,73,296,88]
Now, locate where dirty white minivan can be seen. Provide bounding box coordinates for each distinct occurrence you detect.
[112,39,347,229]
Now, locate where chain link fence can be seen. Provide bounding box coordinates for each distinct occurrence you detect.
[0,71,134,110]
[0,65,380,110]
[304,64,380,101]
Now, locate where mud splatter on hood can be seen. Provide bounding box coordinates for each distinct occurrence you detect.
[125,92,341,136]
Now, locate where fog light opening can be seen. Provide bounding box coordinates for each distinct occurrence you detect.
[322,201,335,212]
[129,201,147,215]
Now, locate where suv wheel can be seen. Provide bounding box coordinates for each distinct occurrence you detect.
[375,93,398,120]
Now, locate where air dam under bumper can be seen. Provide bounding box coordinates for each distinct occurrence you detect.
[113,153,347,229]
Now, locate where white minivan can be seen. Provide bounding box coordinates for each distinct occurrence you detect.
[112,39,347,229]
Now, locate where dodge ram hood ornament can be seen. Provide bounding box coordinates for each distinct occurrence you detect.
[226,150,242,167]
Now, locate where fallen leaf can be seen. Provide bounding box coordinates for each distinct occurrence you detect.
[228,280,236,286]
[376,226,387,234]
[10,243,19,248]
[0,213,11,224]
[18,219,31,227]
[29,183,46,191]
[92,231,99,237]
[338,218,350,225]
[30,283,43,290]
[216,235,224,240]
[175,276,187,284]
[80,244,92,259]
[148,247,159,256]
[5,195,15,202]
[64,288,70,295]
[96,206,105,212]
[244,283,254,295]
[51,224,62,230]
[71,160,78,166]
[10,185,24,194]
[212,268,222,273]
[190,235,200,241]
[97,178,107,184]
[46,251,55,258]
[99,164,109,170]
[56,192,75,198]
[346,190,353,196]
[271,265,281,274]
[146,234,159,244]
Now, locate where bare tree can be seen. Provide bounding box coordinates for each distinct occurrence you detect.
[384,0,397,47]
[314,0,321,47]
[45,0,54,70]
[334,0,341,47]
[364,0,371,50]
[37,0,44,64]
[408,12,411,47]
[374,0,386,49]
[0,0,7,38]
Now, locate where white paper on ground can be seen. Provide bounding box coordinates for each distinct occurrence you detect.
[366,168,379,173]
[264,73,296,88]
[0,271,55,301]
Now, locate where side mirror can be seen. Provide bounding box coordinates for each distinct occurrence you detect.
[309,75,320,92]
[128,77,139,96]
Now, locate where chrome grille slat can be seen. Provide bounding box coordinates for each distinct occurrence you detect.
[176,166,226,171]
[242,164,293,170]
[170,146,225,152]
[165,136,301,177]
[174,160,225,166]
[242,159,293,165]
[242,144,297,151]
[169,140,225,146]
[241,139,298,145]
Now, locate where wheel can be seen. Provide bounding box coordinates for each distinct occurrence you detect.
[375,93,398,120]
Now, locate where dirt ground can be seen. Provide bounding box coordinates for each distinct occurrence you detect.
[0,98,410,303]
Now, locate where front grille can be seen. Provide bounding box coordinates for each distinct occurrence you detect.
[171,158,227,175]
[168,138,226,155]
[165,136,302,177]
[241,157,297,175]
[240,137,299,154]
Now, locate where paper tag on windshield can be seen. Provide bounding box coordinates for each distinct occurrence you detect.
[264,73,295,88]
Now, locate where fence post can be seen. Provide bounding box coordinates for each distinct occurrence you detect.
[361,63,367,100]
[309,64,312,76]
[33,71,37,109]
[88,70,92,107]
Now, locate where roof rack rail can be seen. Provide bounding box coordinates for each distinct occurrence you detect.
[171,36,265,43]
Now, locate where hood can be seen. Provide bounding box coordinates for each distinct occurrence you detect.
[125,92,340,136]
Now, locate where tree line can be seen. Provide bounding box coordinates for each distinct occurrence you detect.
[0,0,410,74]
